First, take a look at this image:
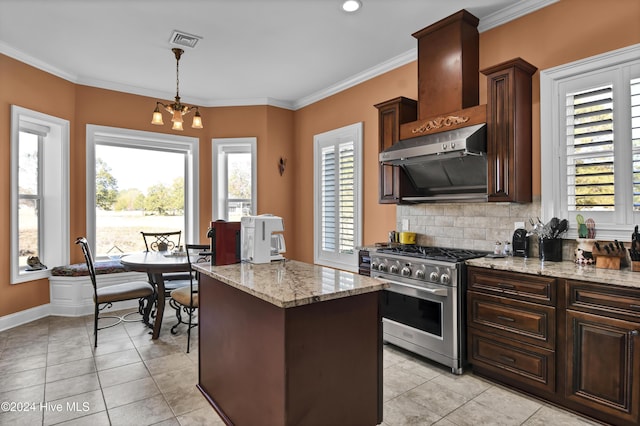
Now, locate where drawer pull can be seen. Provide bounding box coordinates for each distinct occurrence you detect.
[497,283,515,289]
[499,355,516,364]
[630,305,640,309]
[497,315,516,322]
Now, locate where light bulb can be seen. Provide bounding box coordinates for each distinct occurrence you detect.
[151,106,164,125]
[191,111,203,129]
[342,0,361,12]
[172,120,184,131]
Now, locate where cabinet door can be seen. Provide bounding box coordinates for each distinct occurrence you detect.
[566,309,640,425]
[375,97,417,204]
[482,58,536,203]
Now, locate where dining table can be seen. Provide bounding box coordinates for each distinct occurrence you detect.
[120,251,192,339]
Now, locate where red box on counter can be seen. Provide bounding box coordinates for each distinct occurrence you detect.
[208,220,241,265]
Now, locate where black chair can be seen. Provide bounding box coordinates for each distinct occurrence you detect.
[140,230,182,252]
[140,230,192,295]
[169,244,210,353]
[75,237,155,348]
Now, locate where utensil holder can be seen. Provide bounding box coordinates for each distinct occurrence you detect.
[539,238,562,262]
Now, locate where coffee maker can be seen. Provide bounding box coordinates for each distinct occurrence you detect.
[241,214,286,264]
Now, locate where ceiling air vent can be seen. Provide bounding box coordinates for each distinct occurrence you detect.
[169,30,202,49]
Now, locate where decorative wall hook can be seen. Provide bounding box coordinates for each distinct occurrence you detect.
[278,157,287,176]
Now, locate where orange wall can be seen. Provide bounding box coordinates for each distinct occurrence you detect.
[478,0,640,196]
[292,0,640,264]
[0,55,76,316]
[1,0,639,317]
[0,60,295,317]
[292,62,418,264]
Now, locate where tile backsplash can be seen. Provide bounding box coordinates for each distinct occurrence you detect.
[396,197,541,251]
[395,196,579,260]
[396,197,534,246]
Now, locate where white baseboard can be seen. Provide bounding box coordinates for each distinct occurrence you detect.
[0,304,51,333]
[0,272,150,333]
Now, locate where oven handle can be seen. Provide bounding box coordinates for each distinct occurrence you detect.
[373,276,448,297]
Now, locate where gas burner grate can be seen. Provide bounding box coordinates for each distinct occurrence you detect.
[376,245,489,262]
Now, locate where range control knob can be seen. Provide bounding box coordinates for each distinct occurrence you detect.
[415,269,425,279]
[429,271,439,282]
[450,142,456,149]
[378,263,387,272]
[370,262,378,271]
[442,143,447,150]
[440,274,451,285]
[401,266,412,277]
[389,264,399,274]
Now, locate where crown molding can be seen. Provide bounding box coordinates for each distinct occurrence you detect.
[0,41,77,83]
[293,48,417,110]
[478,0,559,33]
[1,0,557,111]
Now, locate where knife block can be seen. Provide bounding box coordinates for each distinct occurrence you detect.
[591,242,626,270]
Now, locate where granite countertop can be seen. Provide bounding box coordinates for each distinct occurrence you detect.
[466,256,640,289]
[193,260,388,308]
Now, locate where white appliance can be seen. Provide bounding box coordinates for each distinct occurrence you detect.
[241,214,286,264]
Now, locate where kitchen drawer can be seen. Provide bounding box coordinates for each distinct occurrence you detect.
[468,327,555,394]
[468,291,556,350]
[566,279,640,322]
[468,267,556,305]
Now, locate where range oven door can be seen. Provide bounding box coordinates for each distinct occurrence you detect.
[378,278,462,373]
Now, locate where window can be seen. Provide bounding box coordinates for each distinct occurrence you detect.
[541,44,640,240]
[313,123,362,272]
[86,125,199,258]
[10,106,69,284]
[212,138,257,221]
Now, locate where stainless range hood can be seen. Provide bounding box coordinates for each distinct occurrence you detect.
[379,123,488,202]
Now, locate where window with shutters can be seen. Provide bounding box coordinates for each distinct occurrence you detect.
[314,123,362,272]
[541,44,640,240]
[11,106,70,284]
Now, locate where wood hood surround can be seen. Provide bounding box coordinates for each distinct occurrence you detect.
[400,10,485,142]
[377,9,536,203]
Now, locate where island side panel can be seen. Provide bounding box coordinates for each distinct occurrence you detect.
[198,274,286,425]
[284,291,382,426]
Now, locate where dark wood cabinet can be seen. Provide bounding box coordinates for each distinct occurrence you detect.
[482,58,537,203]
[374,97,417,204]
[563,279,640,426]
[565,309,640,425]
[467,267,557,396]
[468,269,640,426]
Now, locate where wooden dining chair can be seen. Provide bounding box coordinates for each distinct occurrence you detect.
[169,244,210,352]
[75,237,155,348]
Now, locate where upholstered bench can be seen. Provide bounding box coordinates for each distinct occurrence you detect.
[49,260,148,316]
[51,260,127,277]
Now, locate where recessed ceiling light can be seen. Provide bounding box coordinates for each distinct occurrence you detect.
[342,0,362,13]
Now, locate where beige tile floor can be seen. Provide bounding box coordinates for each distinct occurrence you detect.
[0,309,600,426]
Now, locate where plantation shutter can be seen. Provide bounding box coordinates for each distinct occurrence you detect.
[320,141,355,255]
[632,77,640,210]
[566,84,615,211]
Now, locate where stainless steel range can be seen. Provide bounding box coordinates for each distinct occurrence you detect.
[371,245,489,374]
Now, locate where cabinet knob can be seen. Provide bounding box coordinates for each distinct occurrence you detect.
[631,330,639,337]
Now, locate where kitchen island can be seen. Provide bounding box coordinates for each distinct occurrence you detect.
[192,259,388,426]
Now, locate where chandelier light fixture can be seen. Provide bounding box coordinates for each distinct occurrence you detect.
[151,48,203,131]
